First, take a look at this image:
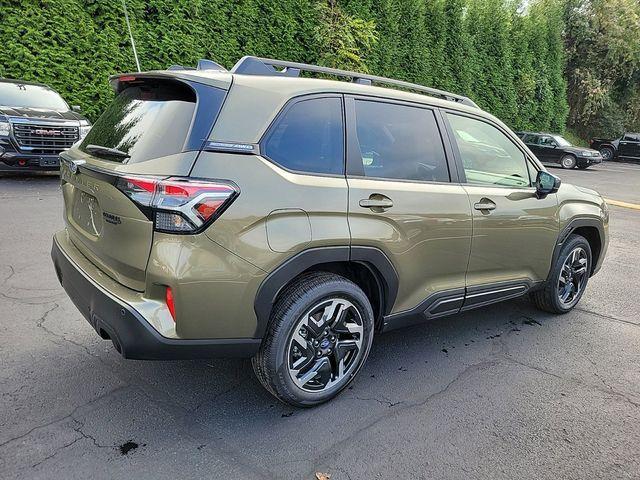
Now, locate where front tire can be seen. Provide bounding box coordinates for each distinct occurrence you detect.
[252,272,375,407]
[600,146,614,161]
[561,154,577,169]
[532,234,592,314]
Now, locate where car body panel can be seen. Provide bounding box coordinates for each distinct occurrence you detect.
[462,185,559,285]
[346,177,472,313]
[191,151,351,273]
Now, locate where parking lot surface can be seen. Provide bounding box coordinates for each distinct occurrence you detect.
[1,162,639,480]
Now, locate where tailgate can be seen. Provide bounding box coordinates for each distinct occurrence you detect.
[60,159,154,291]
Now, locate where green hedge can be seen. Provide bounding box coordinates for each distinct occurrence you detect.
[0,0,568,133]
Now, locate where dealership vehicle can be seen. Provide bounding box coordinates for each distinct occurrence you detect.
[51,57,609,406]
[590,133,640,162]
[516,131,602,169]
[0,78,91,172]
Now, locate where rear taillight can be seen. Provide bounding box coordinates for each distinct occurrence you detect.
[116,176,238,233]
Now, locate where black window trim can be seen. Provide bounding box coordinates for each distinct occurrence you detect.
[257,93,346,178]
[344,94,459,185]
[441,108,541,190]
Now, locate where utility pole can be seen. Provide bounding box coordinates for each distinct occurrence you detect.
[121,0,141,72]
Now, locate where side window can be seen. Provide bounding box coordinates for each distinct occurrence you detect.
[539,136,556,146]
[352,100,449,182]
[263,97,344,175]
[446,113,531,188]
[623,133,639,142]
[522,134,537,144]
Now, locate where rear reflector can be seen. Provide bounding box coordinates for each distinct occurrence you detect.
[115,176,238,233]
[165,286,176,322]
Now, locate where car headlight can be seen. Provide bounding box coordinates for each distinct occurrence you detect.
[79,121,91,140]
[0,121,10,137]
[580,151,593,157]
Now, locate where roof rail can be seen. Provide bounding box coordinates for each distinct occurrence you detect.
[231,56,479,108]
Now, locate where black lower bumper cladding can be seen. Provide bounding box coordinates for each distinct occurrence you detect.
[51,238,260,360]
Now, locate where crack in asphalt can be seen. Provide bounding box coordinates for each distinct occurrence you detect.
[503,356,640,408]
[574,306,640,327]
[0,385,130,449]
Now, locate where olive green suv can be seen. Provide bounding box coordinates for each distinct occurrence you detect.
[51,57,609,406]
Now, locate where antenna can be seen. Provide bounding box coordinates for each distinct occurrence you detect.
[121,0,141,72]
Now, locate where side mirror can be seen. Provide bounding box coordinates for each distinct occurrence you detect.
[535,171,561,197]
[71,105,82,113]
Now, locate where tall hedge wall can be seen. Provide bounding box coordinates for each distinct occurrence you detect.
[0,0,568,133]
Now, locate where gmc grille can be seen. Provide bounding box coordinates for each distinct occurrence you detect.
[12,123,79,154]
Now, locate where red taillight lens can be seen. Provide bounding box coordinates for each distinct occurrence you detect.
[165,286,176,322]
[115,176,238,233]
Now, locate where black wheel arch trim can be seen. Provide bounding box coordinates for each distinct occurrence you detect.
[253,245,399,338]
[550,217,604,279]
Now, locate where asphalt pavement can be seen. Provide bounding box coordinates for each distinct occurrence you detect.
[1,162,639,480]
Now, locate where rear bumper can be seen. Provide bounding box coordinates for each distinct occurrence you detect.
[51,235,260,359]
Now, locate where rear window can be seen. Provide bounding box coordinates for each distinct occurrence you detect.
[80,79,200,163]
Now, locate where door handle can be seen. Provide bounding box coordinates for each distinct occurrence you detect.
[474,199,496,211]
[359,195,393,210]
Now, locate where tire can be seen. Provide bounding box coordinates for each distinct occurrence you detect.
[532,234,592,314]
[252,271,375,407]
[560,154,577,169]
[600,146,614,161]
[577,164,590,170]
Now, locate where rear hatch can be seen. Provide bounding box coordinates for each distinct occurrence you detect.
[60,73,229,291]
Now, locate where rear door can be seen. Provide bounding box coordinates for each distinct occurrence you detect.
[443,111,559,292]
[345,96,472,319]
[60,76,227,291]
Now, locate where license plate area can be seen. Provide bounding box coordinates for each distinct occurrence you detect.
[39,158,60,167]
[71,190,103,237]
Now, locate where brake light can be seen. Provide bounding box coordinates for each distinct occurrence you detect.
[115,176,238,233]
[165,286,176,321]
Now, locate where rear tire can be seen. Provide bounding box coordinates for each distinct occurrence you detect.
[252,272,375,407]
[532,234,592,314]
[561,154,577,169]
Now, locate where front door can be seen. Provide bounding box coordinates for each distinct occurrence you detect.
[619,133,640,158]
[443,112,559,301]
[345,97,472,321]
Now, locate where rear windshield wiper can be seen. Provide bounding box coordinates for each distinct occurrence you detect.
[85,144,130,159]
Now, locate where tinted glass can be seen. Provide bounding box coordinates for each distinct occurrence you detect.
[353,101,449,182]
[623,133,640,142]
[80,79,200,163]
[539,136,556,146]
[522,134,537,144]
[0,82,68,111]
[263,97,343,175]
[447,113,531,187]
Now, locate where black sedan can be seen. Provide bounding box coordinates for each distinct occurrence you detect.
[516,132,602,169]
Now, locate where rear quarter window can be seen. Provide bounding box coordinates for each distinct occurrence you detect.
[262,97,344,175]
